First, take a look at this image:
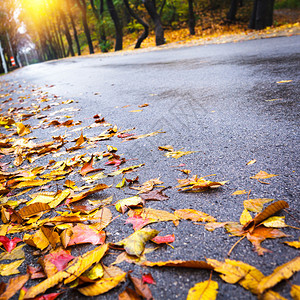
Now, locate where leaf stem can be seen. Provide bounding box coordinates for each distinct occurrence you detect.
[227,235,246,257]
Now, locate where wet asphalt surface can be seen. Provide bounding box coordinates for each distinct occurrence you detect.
[1,35,300,299]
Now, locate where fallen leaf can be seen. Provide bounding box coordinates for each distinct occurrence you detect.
[151,234,175,244]
[261,216,287,228]
[0,244,25,261]
[15,122,31,136]
[0,259,24,276]
[23,229,50,250]
[81,263,104,281]
[0,273,29,300]
[0,236,22,252]
[66,224,106,246]
[176,175,227,192]
[247,226,289,255]
[138,103,149,108]
[129,274,153,300]
[158,145,174,152]
[108,164,144,176]
[276,80,292,83]
[143,260,213,269]
[140,189,169,201]
[246,159,256,165]
[142,273,156,285]
[119,287,141,300]
[69,184,110,203]
[122,130,164,142]
[125,215,156,231]
[250,170,278,182]
[130,109,143,112]
[116,178,126,188]
[244,198,274,213]
[187,280,218,300]
[243,200,289,231]
[204,222,229,232]
[115,196,144,213]
[231,190,248,195]
[80,156,103,176]
[113,228,159,257]
[131,178,163,194]
[291,285,300,300]
[284,241,300,249]
[239,209,252,226]
[257,256,300,294]
[129,208,179,224]
[18,202,50,218]
[78,273,126,296]
[164,150,197,159]
[206,258,247,284]
[175,209,216,222]
[24,244,109,298]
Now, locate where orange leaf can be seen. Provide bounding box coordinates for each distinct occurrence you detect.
[143,260,213,269]
[80,156,103,176]
[18,202,50,218]
[0,273,29,300]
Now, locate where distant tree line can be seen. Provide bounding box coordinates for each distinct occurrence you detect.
[0,0,279,69]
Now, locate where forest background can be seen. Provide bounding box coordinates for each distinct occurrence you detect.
[0,0,299,72]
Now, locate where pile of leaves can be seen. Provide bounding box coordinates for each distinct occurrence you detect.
[0,81,299,300]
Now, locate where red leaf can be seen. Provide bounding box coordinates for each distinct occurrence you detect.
[151,234,175,244]
[32,292,62,300]
[80,156,103,176]
[0,236,22,252]
[67,224,106,246]
[27,266,46,279]
[125,215,153,231]
[47,251,75,271]
[142,273,156,285]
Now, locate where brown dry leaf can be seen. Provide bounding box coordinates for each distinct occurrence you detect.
[143,260,213,269]
[158,145,174,152]
[140,189,169,201]
[138,103,149,108]
[257,256,300,294]
[18,202,50,218]
[69,184,110,203]
[129,274,153,300]
[187,280,218,300]
[0,273,29,300]
[24,244,109,299]
[244,198,274,213]
[119,287,141,300]
[246,226,289,255]
[0,259,24,276]
[291,285,300,300]
[175,209,216,222]
[243,200,289,231]
[78,272,126,296]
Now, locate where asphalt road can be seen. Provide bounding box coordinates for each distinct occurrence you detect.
[1,35,300,299]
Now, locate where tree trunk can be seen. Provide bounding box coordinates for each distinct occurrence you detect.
[59,9,75,56]
[76,0,94,54]
[123,0,149,48]
[90,0,107,45]
[106,0,123,51]
[188,0,195,35]
[226,0,238,21]
[67,0,81,55]
[143,0,165,46]
[249,0,275,30]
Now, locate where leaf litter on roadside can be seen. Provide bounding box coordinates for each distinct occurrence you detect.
[0,81,299,300]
